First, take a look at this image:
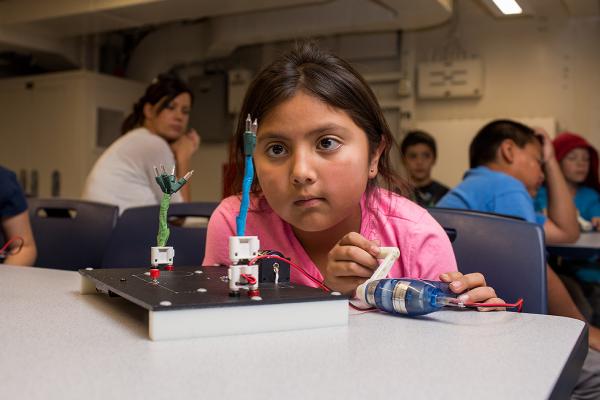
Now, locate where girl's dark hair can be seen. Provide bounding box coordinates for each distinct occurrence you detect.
[470,119,538,168]
[400,130,437,159]
[225,42,408,197]
[121,74,194,135]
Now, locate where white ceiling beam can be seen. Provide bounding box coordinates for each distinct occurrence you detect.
[0,0,165,25]
[0,26,78,64]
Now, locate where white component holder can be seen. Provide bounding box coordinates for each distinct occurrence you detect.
[229,236,259,263]
[228,236,260,294]
[228,263,260,294]
[151,246,175,267]
[353,247,400,309]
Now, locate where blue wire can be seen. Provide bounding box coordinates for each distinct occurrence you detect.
[236,155,254,236]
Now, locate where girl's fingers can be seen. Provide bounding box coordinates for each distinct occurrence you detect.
[323,276,368,296]
[331,244,379,271]
[477,297,506,312]
[330,261,375,278]
[457,286,497,304]
[338,232,380,258]
[447,272,486,294]
[440,271,463,282]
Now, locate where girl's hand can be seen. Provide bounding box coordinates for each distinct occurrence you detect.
[323,232,380,295]
[170,128,201,162]
[592,217,600,231]
[439,271,505,311]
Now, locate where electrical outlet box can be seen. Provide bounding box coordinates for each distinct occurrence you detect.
[417,59,483,99]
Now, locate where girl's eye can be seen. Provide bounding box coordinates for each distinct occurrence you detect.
[266,143,287,157]
[317,137,342,151]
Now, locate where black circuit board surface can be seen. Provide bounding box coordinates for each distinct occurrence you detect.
[80,266,344,311]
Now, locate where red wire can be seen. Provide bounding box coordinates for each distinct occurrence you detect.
[0,236,24,255]
[349,302,378,314]
[240,273,257,285]
[247,255,523,313]
[249,254,331,292]
[464,298,524,312]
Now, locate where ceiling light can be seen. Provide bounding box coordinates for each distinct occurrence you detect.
[492,0,523,15]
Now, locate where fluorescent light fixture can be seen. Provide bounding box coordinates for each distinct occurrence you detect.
[492,0,523,14]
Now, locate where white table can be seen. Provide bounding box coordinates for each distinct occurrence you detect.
[548,232,600,259]
[0,265,587,400]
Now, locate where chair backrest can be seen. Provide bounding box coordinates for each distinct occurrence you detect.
[428,207,548,314]
[102,202,218,268]
[28,198,119,270]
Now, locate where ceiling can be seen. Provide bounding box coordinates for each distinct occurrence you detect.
[0,0,597,74]
[0,0,453,63]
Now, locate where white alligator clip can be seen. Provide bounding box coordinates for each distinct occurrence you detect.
[353,247,400,309]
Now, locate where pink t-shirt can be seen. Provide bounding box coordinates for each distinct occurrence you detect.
[203,188,457,287]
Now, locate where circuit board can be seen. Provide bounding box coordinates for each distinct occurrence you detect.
[80,265,349,340]
[79,265,344,311]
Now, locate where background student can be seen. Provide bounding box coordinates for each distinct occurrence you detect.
[535,131,600,231]
[204,42,502,306]
[400,130,449,207]
[82,74,201,213]
[0,165,36,266]
[437,119,599,397]
[535,131,600,326]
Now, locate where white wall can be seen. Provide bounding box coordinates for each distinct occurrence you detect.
[4,2,599,201]
[156,1,600,200]
[403,1,600,186]
[0,71,144,198]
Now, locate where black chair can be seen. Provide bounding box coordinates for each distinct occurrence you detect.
[102,202,218,268]
[27,198,118,270]
[428,207,548,314]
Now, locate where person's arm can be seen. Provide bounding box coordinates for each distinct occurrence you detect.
[537,130,579,244]
[547,266,600,350]
[2,210,36,266]
[170,129,201,202]
[588,191,600,230]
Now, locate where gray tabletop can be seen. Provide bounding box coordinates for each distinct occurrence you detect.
[548,232,600,258]
[0,265,587,400]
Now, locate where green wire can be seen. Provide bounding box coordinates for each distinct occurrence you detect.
[157,193,171,246]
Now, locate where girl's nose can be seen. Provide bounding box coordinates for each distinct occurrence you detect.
[290,151,317,185]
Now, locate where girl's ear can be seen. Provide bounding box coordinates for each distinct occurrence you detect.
[499,139,516,164]
[368,138,386,179]
[143,103,154,121]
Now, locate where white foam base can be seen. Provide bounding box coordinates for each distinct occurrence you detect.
[149,299,349,340]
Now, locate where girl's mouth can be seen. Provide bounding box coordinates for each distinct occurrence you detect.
[294,198,324,207]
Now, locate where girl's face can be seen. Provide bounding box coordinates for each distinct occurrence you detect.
[560,147,590,184]
[144,92,191,142]
[254,92,382,233]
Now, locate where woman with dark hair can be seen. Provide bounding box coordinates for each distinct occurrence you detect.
[204,42,501,306]
[83,75,200,213]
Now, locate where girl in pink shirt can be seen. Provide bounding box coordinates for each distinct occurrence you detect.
[204,43,501,306]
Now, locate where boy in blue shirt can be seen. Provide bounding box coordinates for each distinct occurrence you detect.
[0,166,36,265]
[438,120,599,397]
